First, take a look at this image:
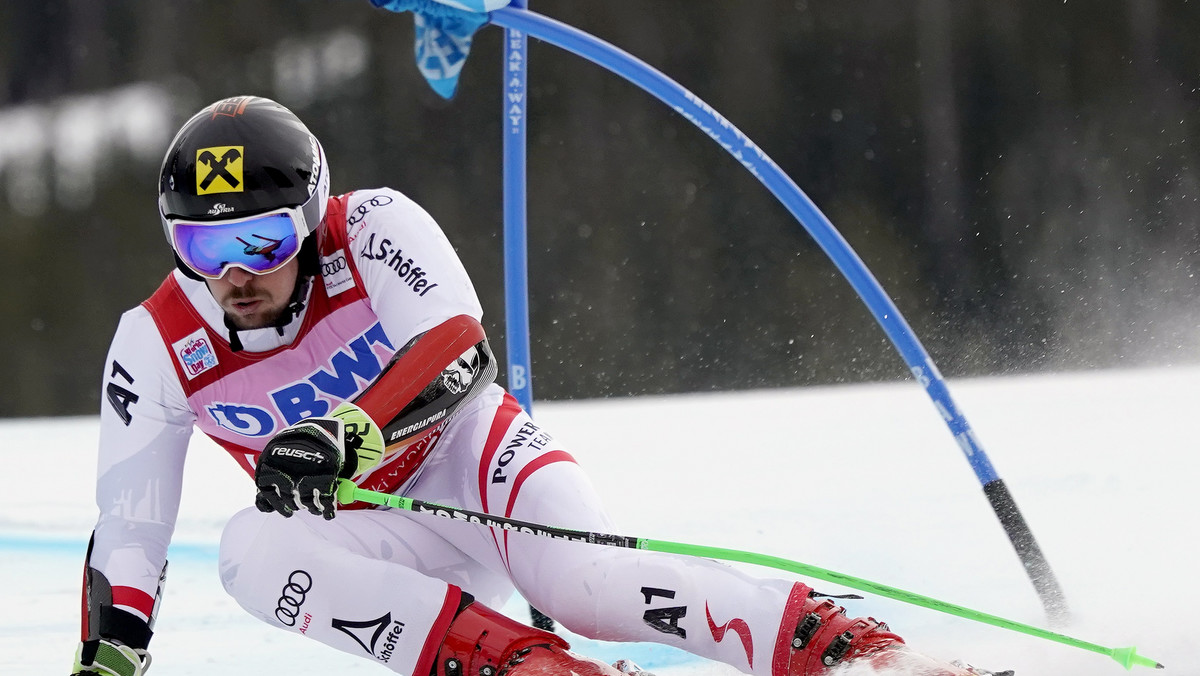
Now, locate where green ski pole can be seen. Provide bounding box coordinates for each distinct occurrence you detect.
[337,480,1162,671]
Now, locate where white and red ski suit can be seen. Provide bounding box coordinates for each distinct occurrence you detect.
[85,188,882,676]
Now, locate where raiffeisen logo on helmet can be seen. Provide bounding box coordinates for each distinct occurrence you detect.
[196,145,244,195]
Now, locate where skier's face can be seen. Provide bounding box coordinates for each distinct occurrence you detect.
[206,258,300,330]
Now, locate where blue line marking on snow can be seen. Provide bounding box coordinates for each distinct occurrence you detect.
[567,637,707,670]
[0,533,218,559]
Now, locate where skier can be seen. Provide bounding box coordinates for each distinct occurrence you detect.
[71,96,993,676]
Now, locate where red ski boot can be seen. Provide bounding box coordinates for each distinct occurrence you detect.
[773,583,993,675]
[432,600,633,676]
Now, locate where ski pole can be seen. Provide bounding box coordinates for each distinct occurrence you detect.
[337,480,1161,671]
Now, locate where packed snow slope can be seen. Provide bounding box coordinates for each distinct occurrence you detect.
[2,366,1196,675]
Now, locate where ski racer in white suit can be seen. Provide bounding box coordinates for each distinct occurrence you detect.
[71,96,984,676]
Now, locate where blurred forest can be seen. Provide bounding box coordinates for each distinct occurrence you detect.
[2,0,1199,418]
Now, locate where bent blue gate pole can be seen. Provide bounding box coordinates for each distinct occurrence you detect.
[488,6,1068,623]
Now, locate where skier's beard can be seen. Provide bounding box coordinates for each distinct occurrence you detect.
[221,286,291,330]
[205,260,301,331]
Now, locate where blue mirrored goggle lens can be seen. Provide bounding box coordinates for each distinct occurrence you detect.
[173,213,302,277]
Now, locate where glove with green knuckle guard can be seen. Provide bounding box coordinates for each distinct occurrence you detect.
[71,638,150,676]
[254,401,385,519]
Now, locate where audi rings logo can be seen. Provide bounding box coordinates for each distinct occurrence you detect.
[322,254,347,276]
[347,195,394,227]
[275,570,313,626]
[320,249,355,297]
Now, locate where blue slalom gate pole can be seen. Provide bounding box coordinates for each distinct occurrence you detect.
[500,0,556,632]
[488,5,1067,623]
[501,0,534,417]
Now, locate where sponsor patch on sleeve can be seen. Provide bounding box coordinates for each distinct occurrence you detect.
[172,328,219,379]
[321,249,355,297]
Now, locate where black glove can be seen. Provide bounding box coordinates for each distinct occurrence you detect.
[255,416,359,520]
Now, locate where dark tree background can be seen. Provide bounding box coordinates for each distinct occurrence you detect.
[2,0,1199,417]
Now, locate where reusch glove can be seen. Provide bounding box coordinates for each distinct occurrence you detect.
[255,415,351,520]
[254,402,385,519]
[71,638,150,676]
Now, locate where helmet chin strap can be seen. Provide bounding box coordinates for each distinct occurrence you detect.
[225,275,311,354]
[223,314,245,353]
[274,276,311,333]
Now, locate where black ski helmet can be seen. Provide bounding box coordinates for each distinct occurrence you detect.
[158,96,330,277]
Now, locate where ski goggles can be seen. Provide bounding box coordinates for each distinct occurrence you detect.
[170,208,307,279]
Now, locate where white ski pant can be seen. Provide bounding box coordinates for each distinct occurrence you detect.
[219,385,798,676]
